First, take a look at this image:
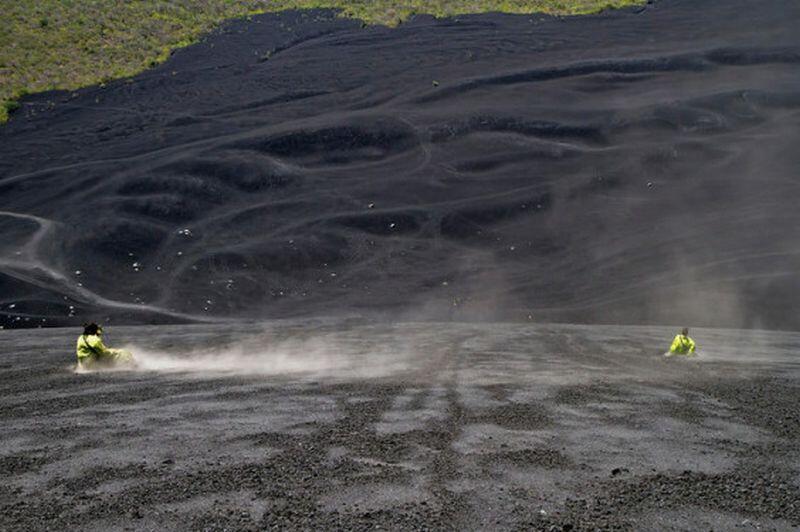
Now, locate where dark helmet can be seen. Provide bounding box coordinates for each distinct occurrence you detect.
[681,327,689,336]
[83,322,101,335]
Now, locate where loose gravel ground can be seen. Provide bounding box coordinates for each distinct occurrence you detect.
[1,321,799,530]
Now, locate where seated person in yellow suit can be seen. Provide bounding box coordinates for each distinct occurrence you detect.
[76,323,133,369]
[666,327,696,357]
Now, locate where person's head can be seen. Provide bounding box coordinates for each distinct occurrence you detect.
[83,323,101,336]
[681,327,689,336]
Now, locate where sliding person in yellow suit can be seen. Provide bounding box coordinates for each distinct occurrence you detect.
[76,323,134,369]
[666,327,696,357]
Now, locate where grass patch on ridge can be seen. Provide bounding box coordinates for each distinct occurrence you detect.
[0,0,645,123]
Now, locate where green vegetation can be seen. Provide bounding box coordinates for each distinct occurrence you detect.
[0,0,644,122]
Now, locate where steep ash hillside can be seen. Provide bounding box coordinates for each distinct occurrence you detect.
[1,0,799,329]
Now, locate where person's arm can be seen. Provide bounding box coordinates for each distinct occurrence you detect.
[87,336,113,357]
[77,336,91,359]
[688,337,696,353]
[669,335,681,353]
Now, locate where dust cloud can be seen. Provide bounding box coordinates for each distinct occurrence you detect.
[118,332,420,379]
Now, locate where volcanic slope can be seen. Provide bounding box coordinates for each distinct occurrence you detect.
[1,0,800,329]
[1,322,799,530]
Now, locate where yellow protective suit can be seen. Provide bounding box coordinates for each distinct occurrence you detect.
[76,333,133,368]
[669,333,696,355]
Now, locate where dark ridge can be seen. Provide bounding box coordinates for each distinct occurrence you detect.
[117,174,228,200]
[188,251,252,274]
[248,234,351,274]
[0,273,180,329]
[0,273,80,318]
[206,90,329,116]
[639,141,733,172]
[414,53,713,104]
[430,116,604,144]
[440,192,551,240]
[455,148,578,173]
[116,195,205,223]
[345,92,397,111]
[706,46,800,66]
[579,72,658,86]
[567,175,623,200]
[0,217,39,252]
[160,153,300,192]
[740,90,800,109]
[0,180,20,197]
[188,234,350,277]
[643,105,730,134]
[315,32,404,49]
[606,89,800,137]
[613,90,800,135]
[70,219,167,262]
[260,28,343,59]
[528,236,565,256]
[331,210,427,236]
[686,90,800,117]
[234,121,418,165]
[164,115,207,127]
[223,200,309,229]
[52,172,110,200]
[415,47,799,105]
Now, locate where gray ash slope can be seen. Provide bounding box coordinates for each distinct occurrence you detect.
[2,0,800,329]
[1,322,799,530]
